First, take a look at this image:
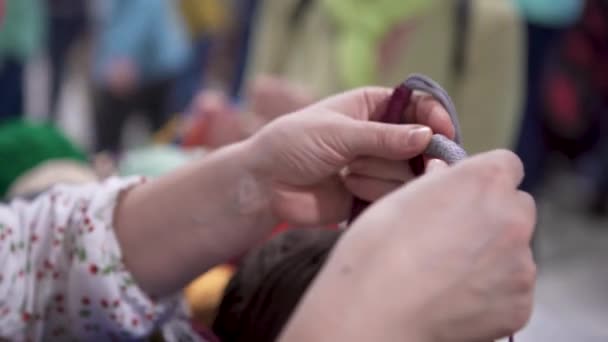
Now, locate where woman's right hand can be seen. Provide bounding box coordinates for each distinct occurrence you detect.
[282,150,536,342]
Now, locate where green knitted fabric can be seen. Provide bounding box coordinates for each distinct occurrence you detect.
[0,120,87,197]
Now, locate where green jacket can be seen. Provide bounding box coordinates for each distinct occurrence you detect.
[0,0,45,60]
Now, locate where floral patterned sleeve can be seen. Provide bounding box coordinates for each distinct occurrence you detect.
[0,177,187,341]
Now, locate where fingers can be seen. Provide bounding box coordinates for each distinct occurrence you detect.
[513,190,537,243]
[272,177,352,225]
[348,157,413,182]
[313,88,457,155]
[405,94,456,140]
[343,175,403,202]
[456,150,525,189]
[426,159,448,173]
[342,157,414,202]
[313,87,393,121]
[341,121,432,160]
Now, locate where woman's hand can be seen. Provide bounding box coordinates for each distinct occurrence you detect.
[115,87,456,296]
[249,87,455,225]
[282,150,536,342]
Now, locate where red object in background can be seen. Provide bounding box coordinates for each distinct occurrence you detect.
[182,115,210,147]
[271,222,291,235]
[541,0,608,148]
[546,72,579,129]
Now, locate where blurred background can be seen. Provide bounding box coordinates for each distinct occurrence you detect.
[0,0,607,340]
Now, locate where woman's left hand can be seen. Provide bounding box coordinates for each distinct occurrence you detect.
[248,87,456,226]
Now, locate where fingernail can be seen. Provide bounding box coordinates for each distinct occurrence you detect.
[408,126,432,146]
[426,159,447,173]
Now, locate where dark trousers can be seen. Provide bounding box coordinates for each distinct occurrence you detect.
[93,79,173,154]
[171,36,212,113]
[514,23,565,193]
[48,15,87,121]
[0,59,24,122]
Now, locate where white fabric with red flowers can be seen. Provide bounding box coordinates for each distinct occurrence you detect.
[0,177,196,341]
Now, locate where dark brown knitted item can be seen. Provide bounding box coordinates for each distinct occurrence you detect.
[212,229,342,342]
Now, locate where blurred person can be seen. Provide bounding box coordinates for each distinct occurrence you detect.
[227,0,260,100]
[0,0,45,121]
[46,0,90,121]
[153,75,314,150]
[514,0,585,27]
[177,0,261,101]
[0,87,536,341]
[530,0,608,215]
[91,0,191,155]
[512,0,586,193]
[243,0,525,155]
[172,0,231,112]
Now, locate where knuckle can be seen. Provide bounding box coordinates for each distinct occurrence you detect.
[478,149,522,182]
[503,202,536,243]
[521,192,537,219]
[508,296,534,332]
[493,149,521,167]
[524,260,538,290]
[375,128,397,152]
[479,160,502,184]
[504,218,531,246]
[513,258,537,293]
[496,300,533,337]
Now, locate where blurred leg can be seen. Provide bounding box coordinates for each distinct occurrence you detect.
[171,36,213,114]
[515,23,566,260]
[93,88,131,154]
[515,23,564,194]
[48,17,69,121]
[589,139,608,215]
[230,0,260,101]
[48,15,87,121]
[140,79,173,133]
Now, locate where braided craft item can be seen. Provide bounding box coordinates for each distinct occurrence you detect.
[349,74,468,221]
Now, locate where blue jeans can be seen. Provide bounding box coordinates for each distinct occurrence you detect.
[514,23,565,193]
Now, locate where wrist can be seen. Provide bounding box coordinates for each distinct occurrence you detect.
[235,139,280,226]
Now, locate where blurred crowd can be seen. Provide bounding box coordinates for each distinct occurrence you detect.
[0,0,605,337]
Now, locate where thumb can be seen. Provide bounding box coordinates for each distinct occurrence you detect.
[339,121,432,160]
